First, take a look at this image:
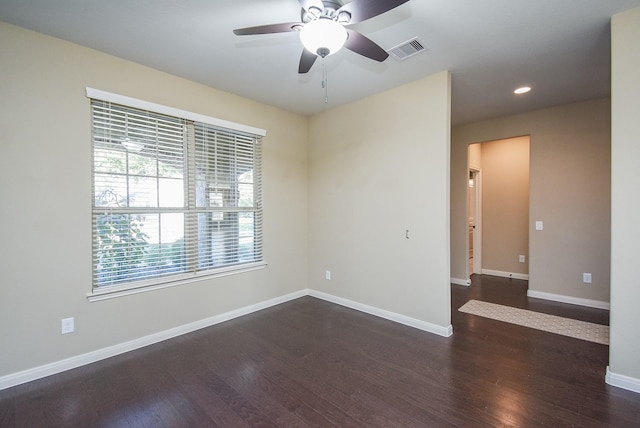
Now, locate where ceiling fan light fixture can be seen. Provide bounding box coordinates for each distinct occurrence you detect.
[299,18,347,57]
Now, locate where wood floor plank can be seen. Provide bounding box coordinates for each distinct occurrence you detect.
[1,275,640,427]
[0,387,15,428]
[12,377,56,428]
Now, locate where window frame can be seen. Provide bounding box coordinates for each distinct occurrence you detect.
[86,88,267,302]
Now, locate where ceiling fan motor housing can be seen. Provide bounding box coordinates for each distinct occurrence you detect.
[301,0,349,23]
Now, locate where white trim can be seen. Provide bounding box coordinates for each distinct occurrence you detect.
[87,262,267,302]
[0,288,456,390]
[606,366,640,394]
[482,269,529,280]
[469,168,482,275]
[308,289,454,337]
[527,290,610,310]
[0,289,305,391]
[451,277,471,286]
[85,87,267,137]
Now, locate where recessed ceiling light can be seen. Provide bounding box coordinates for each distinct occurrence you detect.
[514,86,532,94]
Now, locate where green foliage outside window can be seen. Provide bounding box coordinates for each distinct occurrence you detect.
[95,189,149,285]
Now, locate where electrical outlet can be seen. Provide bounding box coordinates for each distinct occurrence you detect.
[519,255,526,263]
[583,273,592,284]
[535,221,544,231]
[325,270,331,280]
[61,317,74,334]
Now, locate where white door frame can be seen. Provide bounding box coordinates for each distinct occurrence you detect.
[469,169,482,276]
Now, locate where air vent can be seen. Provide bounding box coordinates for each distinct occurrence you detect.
[388,38,428,61]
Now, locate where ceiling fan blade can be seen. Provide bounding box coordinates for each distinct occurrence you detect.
[337,0,410,24]
[298,0,324,13]
[233,22,301,36]
[344,29,389,62]
[298,49,318,73]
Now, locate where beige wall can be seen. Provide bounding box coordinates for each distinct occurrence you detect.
[308,72,452,329]
[0,23,309,377]
[609,6,640,385]
[478,137,530,275]
[452,98,611,304]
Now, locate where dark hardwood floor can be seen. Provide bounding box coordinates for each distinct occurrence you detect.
[2,275,640,427]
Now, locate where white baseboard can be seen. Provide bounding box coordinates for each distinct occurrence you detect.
[308,289,454,338]
[0,288,455,391]
[606,366,640,394]
[482,269,529,280]
[0,289,307,391]
[527,290,610,310]
[451,277,471,286]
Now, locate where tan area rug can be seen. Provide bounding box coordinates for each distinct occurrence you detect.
[459,300,609,345]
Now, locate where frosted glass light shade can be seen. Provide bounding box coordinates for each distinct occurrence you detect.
[300,18,348,56]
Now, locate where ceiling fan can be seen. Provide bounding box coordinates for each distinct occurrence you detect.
[233,0,410,74]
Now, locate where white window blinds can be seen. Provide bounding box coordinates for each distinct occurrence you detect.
[90,93,264,293]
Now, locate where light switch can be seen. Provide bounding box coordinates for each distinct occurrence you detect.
[535,221,543,231]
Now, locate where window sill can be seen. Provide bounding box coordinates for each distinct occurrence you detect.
[87,262,267,302]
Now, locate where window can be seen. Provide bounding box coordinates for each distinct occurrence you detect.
[89,89,265,297]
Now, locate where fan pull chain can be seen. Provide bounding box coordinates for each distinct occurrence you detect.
[322,56,328,104]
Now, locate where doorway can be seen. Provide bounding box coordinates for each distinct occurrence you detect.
[467,136,530,281]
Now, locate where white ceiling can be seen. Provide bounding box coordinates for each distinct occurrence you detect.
[2,0,639,125]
